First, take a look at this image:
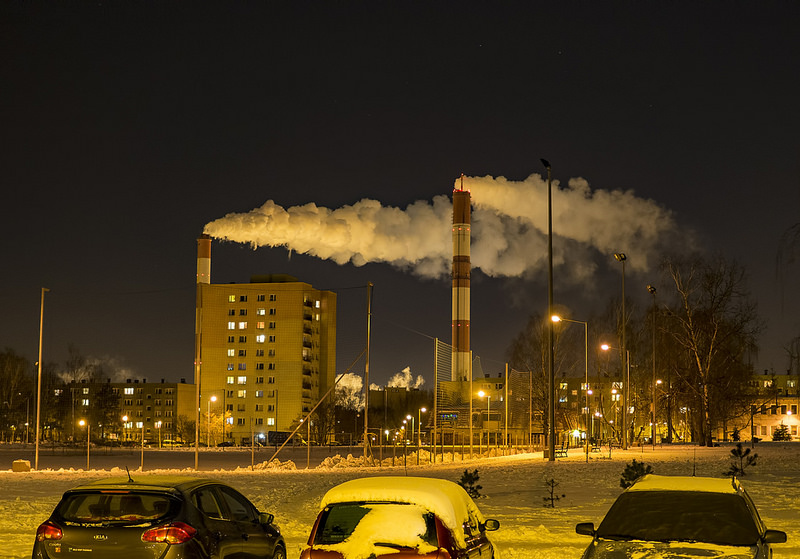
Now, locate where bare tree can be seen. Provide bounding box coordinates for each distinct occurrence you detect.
[663,255,761,446]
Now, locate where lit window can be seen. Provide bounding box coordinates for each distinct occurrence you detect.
[238,321,247,329]
[257,308,266,316]
[238,390,246,398]
[226,376,234,384]
[81,399,89,406]
[237,376,247,385]
[227,349,235,357]
[227,322,235,330]
[267,418,275,426]
[315,300,320,308]
[257,322,265,329]
[256,334,265,343]
[124,387,134,395]
[228,295,236,303]
[255,390,264,398]
[82,388,89,395]
[227,363,234,371]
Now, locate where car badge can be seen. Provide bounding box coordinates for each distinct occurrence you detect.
[93,534,108,541]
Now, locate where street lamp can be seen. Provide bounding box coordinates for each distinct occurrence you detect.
[614,252,628,449]
[601,344,631,448]
[122,415,128,443]
[79,419,89,470]
[552,315,589,462]
[207,395,217,447]
[542,158,555,462]
[647,284,657,449]
[478,391,490,449]
[417,407,427,465]
[155,420,162,448]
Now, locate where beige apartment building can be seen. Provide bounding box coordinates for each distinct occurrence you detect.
[196,274,337,445]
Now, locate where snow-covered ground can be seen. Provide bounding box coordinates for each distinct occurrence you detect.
[3,443,798,559]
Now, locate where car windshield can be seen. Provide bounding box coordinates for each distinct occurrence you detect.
[314,503,438,548]
[57,492,178,526]
[596,491,760,546]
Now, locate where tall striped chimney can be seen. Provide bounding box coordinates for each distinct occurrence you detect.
[194,234,211,464]
[451,177,471,382]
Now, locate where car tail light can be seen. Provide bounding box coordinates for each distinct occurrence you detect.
[36,520,63,541]
[141,522,197,544]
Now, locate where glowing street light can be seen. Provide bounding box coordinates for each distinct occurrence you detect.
[78,419,89,470]
[478,390,490,449]
[207,395,217,447]
[552,315,589,462]
[417,407,427,465]
[601,343,630,449]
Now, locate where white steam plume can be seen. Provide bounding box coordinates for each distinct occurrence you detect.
[204,174,686,280]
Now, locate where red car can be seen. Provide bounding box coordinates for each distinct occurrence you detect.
[301,476,499,559]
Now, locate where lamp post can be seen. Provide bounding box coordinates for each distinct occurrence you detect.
[79,419,89,470]
[406,414,414,452]
[207,395,217,447]
[647,284,657,449]
[155,420,162,448]
[601,344,630,447]
[34,287,49,470]
[614,252,628,449]
[540,159,556,461]
[417,407,427,465]
[552,315,589,462]
[478,391,490,449]
[140,421,145,471]
[122,415,128,444]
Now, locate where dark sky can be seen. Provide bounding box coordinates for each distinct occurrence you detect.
[2,2,798,387]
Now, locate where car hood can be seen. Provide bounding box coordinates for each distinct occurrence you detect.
[583,539,759,558]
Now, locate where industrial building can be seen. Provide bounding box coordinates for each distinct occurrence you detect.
[195,235,337,445]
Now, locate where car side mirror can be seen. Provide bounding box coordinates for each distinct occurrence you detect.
[575,522,596,536]
[259,512,274,526]
[763,529,787,544]
[482,519,500,532]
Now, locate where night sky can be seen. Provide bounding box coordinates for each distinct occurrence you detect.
[2,2,798,387]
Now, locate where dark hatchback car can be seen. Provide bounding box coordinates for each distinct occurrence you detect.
[576,474,786,559]
[33,475,286,559]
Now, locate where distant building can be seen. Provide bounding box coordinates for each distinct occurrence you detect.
[196,274,337,445]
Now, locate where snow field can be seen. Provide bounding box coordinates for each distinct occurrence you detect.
[2,444,799,559]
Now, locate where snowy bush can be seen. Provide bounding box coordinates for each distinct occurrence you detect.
[620,459,653,489]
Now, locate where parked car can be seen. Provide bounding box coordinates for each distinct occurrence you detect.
[300,476,499,559]
[33,475,286,559]
[575,474,786,558]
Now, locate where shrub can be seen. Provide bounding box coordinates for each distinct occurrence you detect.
[457,469,482,498]
[725,442,758,477]
[543,478,565,508]
[620,459,653,489]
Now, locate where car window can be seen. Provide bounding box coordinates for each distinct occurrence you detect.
[192,487,225,520]
[596,491,760,546]
[314,503,437,548]
[57,492,175,525]
[218,486,257,523]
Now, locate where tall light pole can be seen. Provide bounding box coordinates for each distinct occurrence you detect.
[542,158,555,461]
[601,344,630,447]
[478,390,490,448]
[417,407,426,465]
[79,419,89,470]
[207,395,217,446]
[614,252,628,449]
[647,284,657,448]
[552,315,589,462]
[34,287,49,470]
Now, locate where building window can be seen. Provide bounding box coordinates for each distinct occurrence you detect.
[238,321,248,329]
[227,363,234,371]
[238,349,246,357]
[268,377,275,384]
[237,418,246,426]
[255,390,263,397]
[256,418,264,425]
[237,404,246,412]
[227,349,235,357]
[227,295,236,303]
[239,336,247,343]
[269,322,277,329]
[268,404,275,412]
[269,335,276,343]
[237,376,247,385]
[269,294,277,301]
[226,376,234,384]
[256,335,265,343]
[256,349,264,356]
[256,363,264,370]
[269,308,277,315]
[81,398,89,406]
[267,418,275,426]
[256,376,264,384]
[268,349,276,357]
[238,363,247,371]
[257,294,265,302]
[257,308,266,316]
[228,322,236,330]
[239,309,247,316]
[124,387,134,395]
[257,322,265,329]
[255,404,264,412]
[228,309,235,316]
[267,363,276,370]
[240,295,248,302]
[165,399,173,406]
[238,390,246,398]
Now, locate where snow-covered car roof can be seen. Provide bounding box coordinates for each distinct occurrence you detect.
[629,474,739,494]
[319,476,486,545]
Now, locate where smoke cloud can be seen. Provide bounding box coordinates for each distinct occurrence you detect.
[204,174,686,281]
